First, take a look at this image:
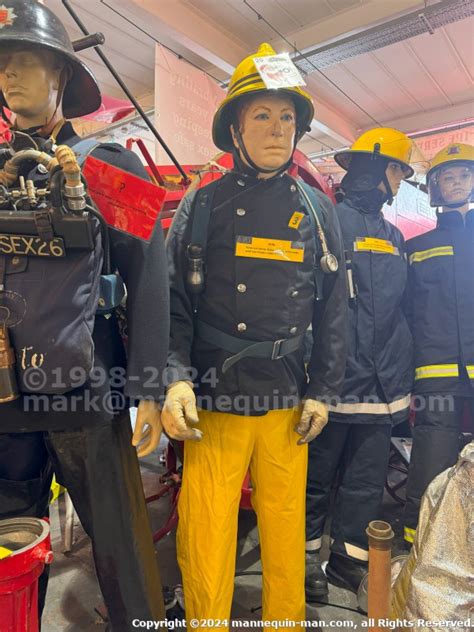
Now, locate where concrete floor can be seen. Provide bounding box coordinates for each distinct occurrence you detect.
[41,435,408,631]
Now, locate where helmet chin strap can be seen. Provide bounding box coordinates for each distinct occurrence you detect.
[369,143,394,205]
[34,65,70,138]
[233,125,299,177]
[381,171,394,205]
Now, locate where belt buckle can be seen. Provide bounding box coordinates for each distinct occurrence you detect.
[271,339,285,360]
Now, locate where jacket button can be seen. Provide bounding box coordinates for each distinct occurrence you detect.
[237,322,247,332]
[237,179,245,187]
[290,289,299,298]
[289,326,298,334]
[11,256,20,265]
[237,284,247,293]
[290,184,297,192]
[236,208,246,216]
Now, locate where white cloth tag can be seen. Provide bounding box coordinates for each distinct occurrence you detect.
[253,53,306,89]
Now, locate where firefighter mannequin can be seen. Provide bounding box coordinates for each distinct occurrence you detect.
[403,143,474,545]
[305,129,414,605]
[0,1,167,626]
[163,43,348,622]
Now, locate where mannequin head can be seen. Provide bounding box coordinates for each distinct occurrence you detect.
[437,164,473,215]
[0,44,66,130]
[377,161,407,197]
[230,92,296,178]
[212,43,313,160]
[426,144,474,213]
[336,127,414,205]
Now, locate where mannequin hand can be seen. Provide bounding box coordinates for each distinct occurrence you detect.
[132,400,163,458]
[161,381,202,441]
[294,400,329,445]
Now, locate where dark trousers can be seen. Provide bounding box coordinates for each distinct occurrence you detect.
[404,395,473,539]
[306,421,392,559]
[0,414,165,630]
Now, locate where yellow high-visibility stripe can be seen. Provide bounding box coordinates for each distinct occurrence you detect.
[466,365,474,378]
[404,527,416,544]
[415,364,459,380]
[409,246,453,264]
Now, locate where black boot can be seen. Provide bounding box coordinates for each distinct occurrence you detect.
[305,550,328,603]
[325,551,367,594]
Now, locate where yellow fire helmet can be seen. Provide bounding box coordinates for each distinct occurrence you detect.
[427,142,474,207]
[212,42,314,153]
[335,127,415,178]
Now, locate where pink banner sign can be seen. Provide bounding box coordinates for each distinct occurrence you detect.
[414,126,473,161]
[155,44,225,165]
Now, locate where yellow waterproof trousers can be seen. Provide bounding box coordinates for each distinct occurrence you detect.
[177,408,307,625]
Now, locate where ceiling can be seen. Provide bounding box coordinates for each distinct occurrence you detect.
[46,0,474,160]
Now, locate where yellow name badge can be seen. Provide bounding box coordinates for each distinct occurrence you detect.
[235,236,305,263]
[354,237,397,255]
[288,211,305,229]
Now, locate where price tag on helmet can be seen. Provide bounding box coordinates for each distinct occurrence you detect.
[253,53,306,90]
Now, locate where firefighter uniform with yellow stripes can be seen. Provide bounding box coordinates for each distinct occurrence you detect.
[306,129,415,604]
[162,44,348,623]
[403,143,474,544]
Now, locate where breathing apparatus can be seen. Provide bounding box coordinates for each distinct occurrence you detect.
[0,135,112,401]
[0,1,189,400]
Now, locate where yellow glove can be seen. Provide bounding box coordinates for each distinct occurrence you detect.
[294,399,329,445]
[132,399,163,458]
[161,381,202,441]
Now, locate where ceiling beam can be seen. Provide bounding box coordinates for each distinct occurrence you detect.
[281,0,437,52]
[373,100,474,134]
[127,0,247,73]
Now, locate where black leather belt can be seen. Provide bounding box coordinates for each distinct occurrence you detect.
[196,320,304,373]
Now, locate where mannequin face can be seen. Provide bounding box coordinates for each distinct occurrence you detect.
[378,161,406,196]
[231,93,296,177]
[437,165,473,210]
[0,46,64,129]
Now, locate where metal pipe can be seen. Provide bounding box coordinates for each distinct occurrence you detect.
[72,33,105,52]
[61,0,190,184]
[366,520,394,631]
[0,150,57,187]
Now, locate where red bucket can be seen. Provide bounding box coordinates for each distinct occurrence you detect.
[0,518,53,632]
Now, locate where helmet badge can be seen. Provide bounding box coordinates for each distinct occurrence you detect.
[447,145,461,155]
[0,5,16,28]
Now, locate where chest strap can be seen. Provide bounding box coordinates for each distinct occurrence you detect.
[196,320,304,373]
[191,179,326,301]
